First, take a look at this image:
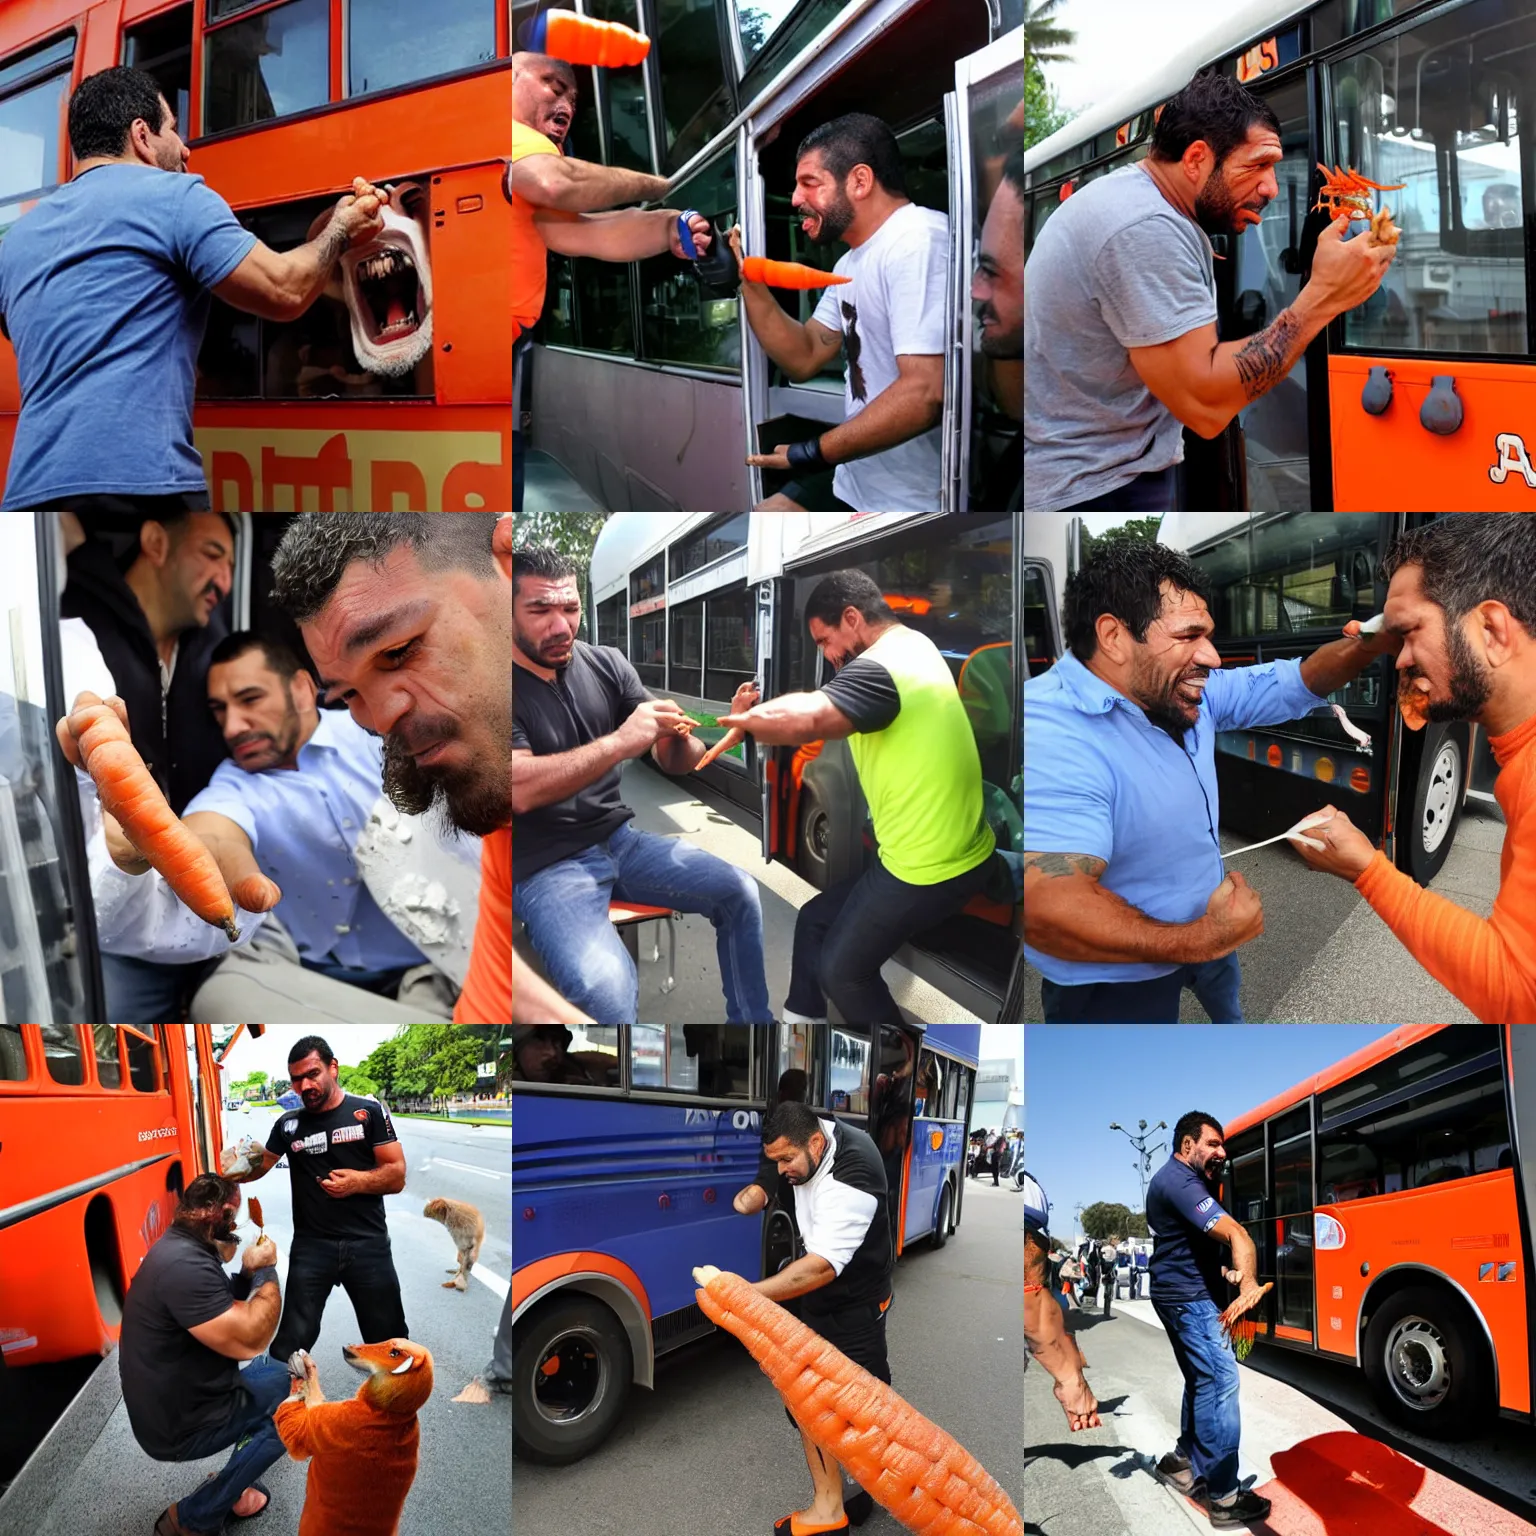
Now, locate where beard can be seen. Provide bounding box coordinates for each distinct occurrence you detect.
[1193,165,1264,240]
[1424,618,1493,722]
[515,620,574,672]
[175,1207,238,1251]
[1133,652,1209,743]
[802,187,856,246]
[382,708,512,838]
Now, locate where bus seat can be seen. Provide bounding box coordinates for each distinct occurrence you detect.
[609,901,678,995]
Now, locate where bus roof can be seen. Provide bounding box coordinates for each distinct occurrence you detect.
[1024,0,1313,181]
[1158,512,1256,553]
[589,512,707,604]
[1222,1024,1449,1140]
[922,1025,981,1068]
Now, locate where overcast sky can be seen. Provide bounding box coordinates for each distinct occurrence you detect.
[1045,0,1211,116]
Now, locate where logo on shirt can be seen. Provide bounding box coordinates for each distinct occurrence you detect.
[353,1109,370,1123]
[292,1132,327,1155]
[282,1119,298,1135]
[842,301,867,402]
[1195,1196,1215,1215]
[331,1125,365,1144]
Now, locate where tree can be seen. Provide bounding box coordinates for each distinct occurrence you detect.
[1126,1211,1150,1240]
[1079,516,1164,566]
[1025,57,1073,151]
[1023,0,1075,70]
[337,1066,380,1097]
[510,511,606,637]
[1080,1200,1136,1241]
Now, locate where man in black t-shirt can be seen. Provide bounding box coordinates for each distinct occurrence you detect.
[119,1173,289,1536]
[511,545,772,1024]
[224,1035,408,1362]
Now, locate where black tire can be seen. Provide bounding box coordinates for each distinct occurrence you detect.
[1401,725,1467,885]
[1361,1284,1492,1438]
[796,779,834,890]
[929,1182,952,1250]
[512,1294,634,1465]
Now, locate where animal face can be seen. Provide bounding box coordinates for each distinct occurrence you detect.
[343,1338,434,1417]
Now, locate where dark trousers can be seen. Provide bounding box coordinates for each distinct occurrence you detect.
[1040,954,1244,1024]
[513,430,525,512]
[269,1232,408,1361]
[786,855,994,1023]
[1056,464,1179,512]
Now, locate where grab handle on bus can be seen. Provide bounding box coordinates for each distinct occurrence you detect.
[1360,365,1393,416]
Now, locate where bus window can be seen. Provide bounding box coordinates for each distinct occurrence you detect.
[1024,565,1055,675]
[583,0,651,172]
[1270,1107,1313,1334]
[511,1024,621,1086]
[0,34,74,236]
[596,591,628,653]
[91,1025,124,1090]
[630,553,666,686]
[347,0,495,97]
[631,1025,752,1095]
[655,0,732,170]
[123,7,192,139]
[737,0,803,71]
[203,0,330,134]
[670,600,702,694]
[1331,0,1533,357]
[705,587,754,700]
[830,1028,870,1114]
[544,254,636,356]
[41,1025,84,1085]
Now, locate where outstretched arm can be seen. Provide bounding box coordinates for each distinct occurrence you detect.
[1025,1231,1099,1430]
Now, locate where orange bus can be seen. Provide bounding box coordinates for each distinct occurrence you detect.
[0,1023,262,1520]
[1221,1023,1536,1438]
[0,0,511,510]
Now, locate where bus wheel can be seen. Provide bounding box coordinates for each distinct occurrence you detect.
[512,1295,634,1464]
[797,781,833,890]
[1403,725,1466,885]
[1362,1285,1491,1438]
[929,1182,952,1250]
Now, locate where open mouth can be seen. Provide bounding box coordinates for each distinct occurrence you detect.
[548,111,571,138]
[351,241,424,346]
[1176,677,1208,705]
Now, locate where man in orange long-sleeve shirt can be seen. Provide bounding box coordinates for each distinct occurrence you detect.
[1296,516,1536,1024]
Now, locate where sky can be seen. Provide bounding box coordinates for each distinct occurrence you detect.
[1025,1024,1395,1237]
[981,1024,1024,1088]
[1044,0,1214,118]
[217,1026,408,1089]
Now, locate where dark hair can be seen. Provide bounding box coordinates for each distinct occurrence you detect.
[762,1099,824,1149]
[180,1172,239,1213]
[804,569,894,629]
[270,513,500,623]
[1173,1110,1223,1154]
[146,510,237,545]
[209,630,309,684]
[1063,541,1213,662]
[288,1035,335,1070]
[1001,147,1024,202]
[1381,516,1536,635]
[797,113,908,197]
[69,67,169,161]
[512,544,581,598]
[1149,71,1281,169]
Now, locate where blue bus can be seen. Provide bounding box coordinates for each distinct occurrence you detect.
[510,1022,981,1463]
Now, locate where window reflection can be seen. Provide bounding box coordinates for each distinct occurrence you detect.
[510,1024,620,1085]
[203,0,329,133]
[347,0,494,96]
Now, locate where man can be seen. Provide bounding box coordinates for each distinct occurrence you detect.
[223,1037,409,1363]
[118,1174,288,1536]
[734,1101,893,1532]
[1023,1169,1101,1432]
[1292,516,1536,1022]
[511,1024,612,1086]
[511,544,770,1024]
[717,569,997,1024]
[731,114,947,513]
[974,149,1024,510]
[1023,71,1397,512]
[510,52,712,510]
[1147,1112,1271,1528]
[0,67,384,512]
[1024,539,1400,1022]
[270,513,512,1023]
[57,510,235,1021]
[72,632,468,1023]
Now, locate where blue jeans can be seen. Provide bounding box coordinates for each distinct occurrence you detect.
[101,952,211,1024]
[1152,1296,1241,1501]
[1041,953,1245,1023]
[513,820,770,1023]
[171,1355,291,1534]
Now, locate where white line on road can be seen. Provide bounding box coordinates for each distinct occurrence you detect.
[418,1157,507,1180]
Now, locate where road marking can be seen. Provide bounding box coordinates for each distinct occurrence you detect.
[470,1263,509,1301]
[422,1157,507,1180]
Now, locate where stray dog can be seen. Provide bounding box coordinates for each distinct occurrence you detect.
[274,1339,433,1536]
[423,1196,484,1291]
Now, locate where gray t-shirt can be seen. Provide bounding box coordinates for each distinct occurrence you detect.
[1023,163,1217,511]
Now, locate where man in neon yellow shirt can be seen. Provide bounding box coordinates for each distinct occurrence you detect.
[718,569,998,1022]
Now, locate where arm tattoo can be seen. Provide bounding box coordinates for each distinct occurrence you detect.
[1232,307,1302,401]
[1022,851,1107,880]
[312,218,350,279]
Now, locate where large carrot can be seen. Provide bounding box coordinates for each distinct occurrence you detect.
[521,9,650,66]
[740,256,851,290]
[694,727,745,771]
[66,694,243,940]
[250,1197,265,1240]
[692,1266,1022,1536]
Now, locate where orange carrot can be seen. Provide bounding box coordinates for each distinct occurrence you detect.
[250,1197,265,1238]
[692,1266,1022,1536]
[694,727,745,771]
[740,256,850,290]
[525,10,651,66]
[67,696,242,940]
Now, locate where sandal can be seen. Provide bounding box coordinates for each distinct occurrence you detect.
[227,1481,271,1521]
[772,1518,850,1536]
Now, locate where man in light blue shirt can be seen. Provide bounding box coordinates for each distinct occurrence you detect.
[1023,539,1400,1022]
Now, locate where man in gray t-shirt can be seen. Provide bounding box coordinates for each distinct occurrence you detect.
[1024,72,1397,512]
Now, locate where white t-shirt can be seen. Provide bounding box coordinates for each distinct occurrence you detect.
[812,202,949,512]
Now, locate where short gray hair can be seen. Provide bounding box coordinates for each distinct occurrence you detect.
[270,513,501,622]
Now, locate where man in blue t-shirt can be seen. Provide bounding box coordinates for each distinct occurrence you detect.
[0,66,386,512]
[1146,1111,1271,1528]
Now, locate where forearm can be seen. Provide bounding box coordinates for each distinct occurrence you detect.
[733,692,828,746]
[345,1164,407,1195]
[1199,291,1328,435]
[242,1280,282,1352]
[1227,1226,1258,1289]
[1025,1288,1091,1391]
[275,219,350,317]
[753,1254,835,1302]
[651,731,706,774]
[740,282,820,378]
[1299,635,1380,696]
[570,208,677,262]
[1025,872,1216,965]
[818,377,941,464]
[533,159,669,212]
[512,736,628,814]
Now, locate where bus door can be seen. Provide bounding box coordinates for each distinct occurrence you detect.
[943,28,1023,511]
[870,1025,917,1256]
[1266,1106,1317,1348]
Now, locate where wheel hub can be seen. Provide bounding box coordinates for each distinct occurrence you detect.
[1385,1315,1451,1409]
[531,1325,609,1426]
[1422,743,1460,855]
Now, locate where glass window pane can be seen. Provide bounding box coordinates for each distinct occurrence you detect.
[655,0,731,168]
[0,1024,24,1079]
[630,553,665,605]
[204,0,330,134]
[632,612,665,687]
[669,512,747,580]
[127,1027,162,1092]
[736,0,797,71]
[588,0,650,171]
[511,1024,620,1085]
[829,1028,869,1114]
[1319,1026,1501,1122]
[42,1026,84,1087]
[348,0,494,95]
[0,71,69,202]
[93,1025,123,1090]
[124,8,192,137]
[597,592,627,653]
[669,599,702,694]
[0,35,74,94]
[1331,0,1533,356]
[631,1025,751,1095]
[705,586,754,704]
[1272,1132,1311,1214]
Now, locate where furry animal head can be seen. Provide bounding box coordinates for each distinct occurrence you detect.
[422,1198,451,1222]
[343,1338,434,1417]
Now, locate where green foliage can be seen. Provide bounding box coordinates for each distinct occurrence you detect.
[1079,517,1164,566]
[1025,57,1073,151]
[337,1066,379,1097]
[1126,1211,1150,1240]
[1023,0,1075,67]
[1080,1200,1136,1241]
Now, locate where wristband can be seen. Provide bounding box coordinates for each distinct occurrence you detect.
[246,1265,279,1292]
[785,437,829,474]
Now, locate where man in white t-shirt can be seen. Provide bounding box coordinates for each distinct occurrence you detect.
[731,113,947,513]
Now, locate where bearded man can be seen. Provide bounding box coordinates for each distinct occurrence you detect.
[1023,539,1399,1023]
[1023,71,1398,513]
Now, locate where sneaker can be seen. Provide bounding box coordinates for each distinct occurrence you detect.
[1154,1452,1197,1496]
[1204,1489,1272,1527]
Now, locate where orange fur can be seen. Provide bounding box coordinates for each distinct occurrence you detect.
[274,1339,433,1536]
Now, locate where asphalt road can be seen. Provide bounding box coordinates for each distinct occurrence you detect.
[1019,803,1504,1024]
[31,1110,511,1536]
[1023,1295,1535,1536]
[510,1177,1025,1535]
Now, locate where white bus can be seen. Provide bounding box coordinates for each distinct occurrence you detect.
[585,510,1024,1020]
